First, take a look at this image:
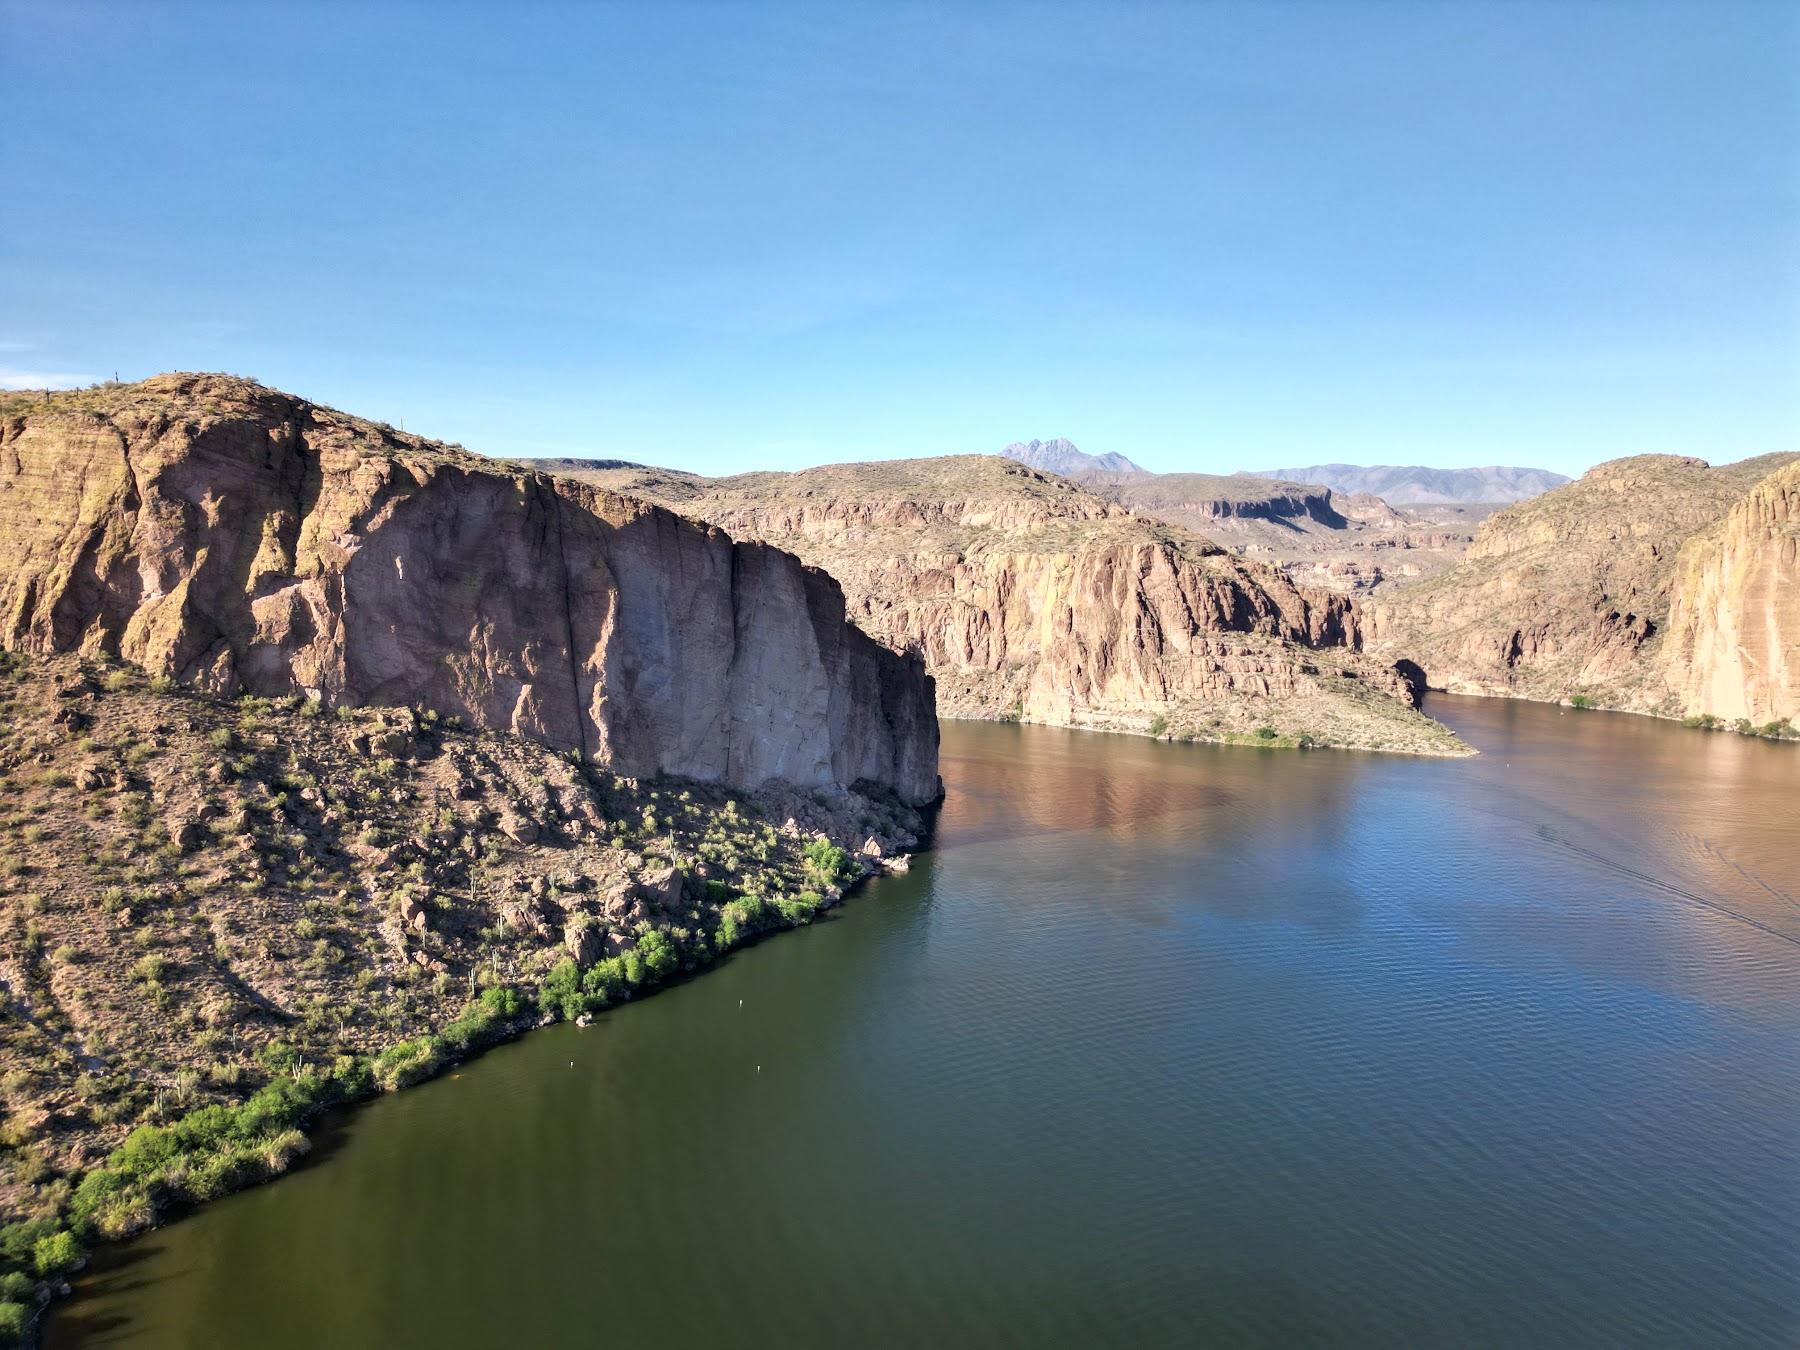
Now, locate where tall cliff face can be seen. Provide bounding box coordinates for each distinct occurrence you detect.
[1369,452,1800,721]
[554,456,1467,755]
[1662,459,1800,724]
[0,375,939,802]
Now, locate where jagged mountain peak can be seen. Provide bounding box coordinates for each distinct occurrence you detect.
[1001,438,1147,478]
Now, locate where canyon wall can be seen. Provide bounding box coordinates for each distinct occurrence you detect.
[1370,452,1799,723]
[0,375,939,802]
[556,456,1467,755]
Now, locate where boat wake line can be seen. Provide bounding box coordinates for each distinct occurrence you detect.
[1534,824,1800,951]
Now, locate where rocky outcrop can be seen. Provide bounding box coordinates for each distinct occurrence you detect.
[557,455,1467,755]
[0,375,939,802]
[1370,452,1799,720]
[1662,459,1800,724]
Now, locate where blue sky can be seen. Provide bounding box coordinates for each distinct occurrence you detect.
[3,1,1795,477]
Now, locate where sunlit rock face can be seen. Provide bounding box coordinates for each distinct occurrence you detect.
[0,374,940,803]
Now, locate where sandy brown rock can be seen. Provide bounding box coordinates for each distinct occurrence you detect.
[550,456,1466,755]
[0,375,938,803]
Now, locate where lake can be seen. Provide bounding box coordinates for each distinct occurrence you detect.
[49,695,1800,1348]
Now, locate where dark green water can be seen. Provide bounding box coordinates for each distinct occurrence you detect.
[51,696,1800,1348]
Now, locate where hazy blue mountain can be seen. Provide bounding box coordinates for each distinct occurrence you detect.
[1002,438,1146,477]
[1252,462,1570,504]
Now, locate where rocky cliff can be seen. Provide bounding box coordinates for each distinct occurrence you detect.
[1370,452,1800,723]
[553,455,1467,755]
[0,375,939,802]
[1662,458,1800,724]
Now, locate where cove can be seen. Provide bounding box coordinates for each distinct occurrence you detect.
[50,696,1800,1348]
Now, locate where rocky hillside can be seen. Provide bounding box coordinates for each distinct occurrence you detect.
[552,455,1467,756]
[0,375,938,805]
[1254,462,1570,505]
[0,649,921,1313]
[1370,452,1800,725]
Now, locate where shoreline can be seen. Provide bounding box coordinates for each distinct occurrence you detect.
[24,846,919,1348]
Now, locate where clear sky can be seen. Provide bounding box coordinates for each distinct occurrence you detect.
[3,1,1796,477]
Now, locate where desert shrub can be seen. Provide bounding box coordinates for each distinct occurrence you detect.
[536,960,586,1021]
[32,1230,80,1277]
[371,1039,439,1092]
[1569,694,1593,709]
[582,958,627,1003]
[635,929,678,982]
[0,1300,27,1345]
[802,838,850,887]
[1147,714,1168,737]
[774,891,824,925]
[1254,726,1278,740]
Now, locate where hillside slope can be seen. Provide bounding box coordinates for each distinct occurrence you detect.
[553,455,1467,755]
[1370,452,1799,724]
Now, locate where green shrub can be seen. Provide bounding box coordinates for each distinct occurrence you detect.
[371,1039,439,1092]
[636,930,678,982]
[1147,714,1168,737]
[1568,694,1593,709]
[582,958,628,1004]
[536,960,586,1022]
[32,1230,80,1277]
[1254,726,1278,741]
[0,1300,27,1345]
[802,838,850,887]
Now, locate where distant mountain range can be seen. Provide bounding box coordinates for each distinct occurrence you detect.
[1252,463,1570,505]
[1002,438,1146,477]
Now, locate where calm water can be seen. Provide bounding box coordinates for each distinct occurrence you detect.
[51,696,1800,1349]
